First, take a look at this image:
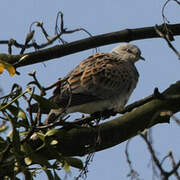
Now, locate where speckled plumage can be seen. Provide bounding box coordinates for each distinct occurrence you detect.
[31,43,144,123]
[51,52,138,113]
[49,43,144,115]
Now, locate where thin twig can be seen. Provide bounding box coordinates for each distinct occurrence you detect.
[75,153,95,180]
[43,78,63,91]
[140,133,166,176]
[20,30,35,54]
[36,115,71,129]
[141,131,180,179]
[1,11,95,55]
[154,24,180,59]
[125,140,140,180]
[27,87,35,126]
[171,115,180,126]
[162,0,180,25]
[169,152,180,179]
[160,154,170,166]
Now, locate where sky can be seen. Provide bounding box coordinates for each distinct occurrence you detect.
[1,0,180,179]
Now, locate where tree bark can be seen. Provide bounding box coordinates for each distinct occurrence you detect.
[0,23,180,68]
[29,81,180,157]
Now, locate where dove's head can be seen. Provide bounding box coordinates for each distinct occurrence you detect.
[111,43,145,63]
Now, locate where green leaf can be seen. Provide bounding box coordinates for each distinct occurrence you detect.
[12,123,21,153]
[57,156,83,170]
[6,104,19,117]
[33,133,47,151]
[0,124,8,132]
[64,157,84,170]
[7,130,13,139]
[0,60,16,76]
[24,157,32,165]
[18,110,26,119]
[63,162,70,172]
[5,105,29,128]
[23,142,51,167]
[32,94,59,112]
[45,129,60,137]
[0,137,7,152]
[50,140,58,145]
[37,132,46,141]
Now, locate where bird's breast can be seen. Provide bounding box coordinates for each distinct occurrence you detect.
[67,99,113,114]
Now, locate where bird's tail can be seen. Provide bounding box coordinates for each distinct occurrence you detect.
[27,103,51,114]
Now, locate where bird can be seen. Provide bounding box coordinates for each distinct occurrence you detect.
[30,43,144,124]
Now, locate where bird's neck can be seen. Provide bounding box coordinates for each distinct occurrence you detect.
[111,51,136,64]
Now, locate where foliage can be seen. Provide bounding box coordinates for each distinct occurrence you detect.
[0,79,84,180]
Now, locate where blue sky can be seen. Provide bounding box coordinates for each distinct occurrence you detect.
[1,0,180,179]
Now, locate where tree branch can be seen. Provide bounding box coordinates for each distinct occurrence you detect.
[0,23,179,68]
[28,81,180,157]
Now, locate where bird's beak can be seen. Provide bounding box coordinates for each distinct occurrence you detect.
[140,56,145,61]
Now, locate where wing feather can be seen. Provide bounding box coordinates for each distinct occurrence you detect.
[51,52,139,108]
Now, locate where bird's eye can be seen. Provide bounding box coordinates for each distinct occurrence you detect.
[126,49,133,53]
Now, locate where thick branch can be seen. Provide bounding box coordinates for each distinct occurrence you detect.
[0,23,180,67]
[29,81,180,157]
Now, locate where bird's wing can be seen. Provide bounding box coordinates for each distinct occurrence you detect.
[50,52,138,108]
